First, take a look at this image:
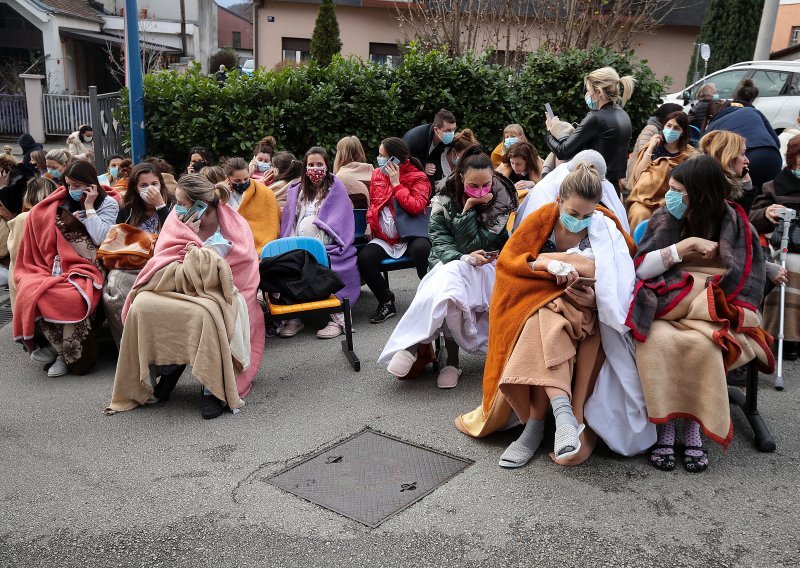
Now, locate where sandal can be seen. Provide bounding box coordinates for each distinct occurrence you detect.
[682,445,709,473]
[498,441,536,469]
[649,443,676,472]
[554,423,585,460]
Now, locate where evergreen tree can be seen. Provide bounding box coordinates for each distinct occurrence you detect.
[310,0,342,66]
[687,0,765,85]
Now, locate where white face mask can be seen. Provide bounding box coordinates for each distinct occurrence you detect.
[138,183,160,198]
[84,136,93,142]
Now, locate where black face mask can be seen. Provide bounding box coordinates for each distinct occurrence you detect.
[192,160,207,171]
[231,180,250,193]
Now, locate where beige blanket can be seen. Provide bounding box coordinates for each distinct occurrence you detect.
[636,267,772,448]
[6,212,27,309]
[104,245,246,414]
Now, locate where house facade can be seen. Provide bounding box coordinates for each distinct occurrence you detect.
[771,0,800,58]
[218,2,253,62]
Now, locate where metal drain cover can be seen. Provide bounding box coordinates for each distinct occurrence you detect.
[0,294,12,329]
[267,428,473,527]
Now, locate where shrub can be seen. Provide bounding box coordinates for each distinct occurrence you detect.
[210,47,238,73]
[117,45,667,168]
[310,0,342,67]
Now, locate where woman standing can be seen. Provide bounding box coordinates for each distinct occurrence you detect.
[67,125,94,161]
[333,136,373,208]
[545,67,635,193]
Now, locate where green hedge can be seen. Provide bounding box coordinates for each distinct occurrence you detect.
[118,45,667,169]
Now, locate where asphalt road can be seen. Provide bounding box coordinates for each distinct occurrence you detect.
[1,271,799,567]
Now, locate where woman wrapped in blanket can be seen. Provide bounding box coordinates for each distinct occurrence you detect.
[627,155,774,473]
[105,174,265,419]
[456,163,655,467]
[378,145,517,389]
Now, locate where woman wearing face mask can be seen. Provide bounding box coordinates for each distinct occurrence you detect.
[358,137,431,324]
[688,83,719,131]
[105,174,265,419]
[13,160,119,378]
[99,163,174,348]
[627,111,697,231]
[545,67,636,194]
[249,136,277,183]
[333,136,373,209]
[67,125,94,161]
[457,163,655,467]
[44,149,72,182]
[222,156,280,252]
[629,156,773,473]
[98,155,124,187]
[490,124,527,169]
[378,145,518,389]
[441,129,479,179]
[278,146,359,339]
[186,147,213,175]
[750,135,800,360]
[267,151,304,211]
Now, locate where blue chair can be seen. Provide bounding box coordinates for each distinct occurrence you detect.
[353,209,368,249]
[633,218,649,245]
[260,237,359,371]
[352,209,422,285]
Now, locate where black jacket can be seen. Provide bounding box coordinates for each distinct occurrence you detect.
[545,102,632,182]
[403,123,448,185]
[259,249,344,303]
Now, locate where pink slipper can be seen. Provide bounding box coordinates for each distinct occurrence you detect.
[437,366,462,389]
[387,350,417,378]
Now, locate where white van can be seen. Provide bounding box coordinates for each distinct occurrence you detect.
[663,61,800,131]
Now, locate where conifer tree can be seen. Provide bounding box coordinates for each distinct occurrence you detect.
[310,0,343,66]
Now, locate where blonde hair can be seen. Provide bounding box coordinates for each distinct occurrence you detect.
[177,173,230,206]
[699,130,746,179]
[558,162,602,202]
[585,67,636,107]
[45,148,72,165]
[333,136,367,173]
[200,165,226,185]
[24,177,57,210]
[500,124,525,155]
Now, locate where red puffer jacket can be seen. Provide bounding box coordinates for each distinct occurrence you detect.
[366,161,431,245]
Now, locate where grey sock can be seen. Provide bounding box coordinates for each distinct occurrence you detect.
[515,419,545,452]
[551,396,578,430]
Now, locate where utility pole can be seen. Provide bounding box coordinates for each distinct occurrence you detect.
[124,0,146,162]
[753,0,781,61]
[180,0,188,58]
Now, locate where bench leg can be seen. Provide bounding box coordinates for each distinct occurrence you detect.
[340,298,360,372]
[728,363,776,452]
[433,333,441,372]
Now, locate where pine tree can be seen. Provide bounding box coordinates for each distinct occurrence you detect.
[310,0,342,66]
[687,0,765,85]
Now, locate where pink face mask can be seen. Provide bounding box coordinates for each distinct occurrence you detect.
[464,181,492,198]
[306,166,327,185]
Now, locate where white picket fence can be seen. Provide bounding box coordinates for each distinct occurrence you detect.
[43,94,92,136]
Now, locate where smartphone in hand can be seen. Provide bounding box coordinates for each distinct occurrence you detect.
[183,200,208,222]
[482,250,500,260]
[545,103,555,120]
[567,276,596,290]
[381,156,401,174]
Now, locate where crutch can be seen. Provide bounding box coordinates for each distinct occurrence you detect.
[775,207,797,391]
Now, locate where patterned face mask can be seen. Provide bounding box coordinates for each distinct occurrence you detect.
[306,166,327,185]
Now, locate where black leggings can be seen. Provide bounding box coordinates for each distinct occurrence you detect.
[357,238,431,303]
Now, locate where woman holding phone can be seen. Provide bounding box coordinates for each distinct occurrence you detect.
[106,174,265,419]
[358,137,432,323]
[378,145,517,389]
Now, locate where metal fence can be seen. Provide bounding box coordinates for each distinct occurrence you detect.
[89,87,124,172]
[0,94,28,136]
[43,93,91,136]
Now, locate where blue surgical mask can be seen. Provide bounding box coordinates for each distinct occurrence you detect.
[794,168,800,179]
[68,188,85,201]
[662,127,680,144]
[48,167,62,180]
[712,93,720,101]
[665,189,687,220]
[585,94,598,111]
[257,161,271,173]
[560,210,592,233]
[376,156,388,167]
[109,166,119,179]
[174,204,189,217]
[504,137,519,148]
[441,131,455,145]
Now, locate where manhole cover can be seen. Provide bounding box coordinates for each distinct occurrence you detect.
[0,296,11,329]
[267,428,473,527]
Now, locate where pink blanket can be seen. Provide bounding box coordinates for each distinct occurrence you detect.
[123,204,264,397]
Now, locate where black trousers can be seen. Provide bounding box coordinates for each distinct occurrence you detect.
[357,238,431,303]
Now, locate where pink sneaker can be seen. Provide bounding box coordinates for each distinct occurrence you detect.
[278,319,304,338]
[317,321,343,339]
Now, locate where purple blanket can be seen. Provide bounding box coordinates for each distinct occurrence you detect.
[280,176,360,305]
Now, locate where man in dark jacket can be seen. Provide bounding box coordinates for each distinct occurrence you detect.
[402,109,457,186]
[17,133,42,174]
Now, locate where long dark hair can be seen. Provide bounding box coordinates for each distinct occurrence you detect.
[443,144,493,202]
[381,137,424,172]
[187,146,212,169]
[124,163,169,228]
[299,146,333,203]
[503,141,541,178]
[670,155,727,241]
[663,111,691,152]
[272,151,303,183]
[63,159,107,211]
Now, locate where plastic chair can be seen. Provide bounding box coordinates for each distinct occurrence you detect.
[633,218,649,245]
[353,209,368,250]
[260,237,359,371]
[689,125,702,147]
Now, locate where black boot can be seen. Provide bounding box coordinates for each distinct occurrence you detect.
[784,341,798,361]
[201,393,226,419]
[153,365,185,401]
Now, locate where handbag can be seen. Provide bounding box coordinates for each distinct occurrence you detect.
[393,198,431,241]
[96,224,158,270]
[770,216,800,254]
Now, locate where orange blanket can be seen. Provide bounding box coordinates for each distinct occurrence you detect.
[455,202,634,438]
[237,180,280,253]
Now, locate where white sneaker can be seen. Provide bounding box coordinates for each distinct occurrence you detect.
[31,345,58,364]
[47,356,69,377]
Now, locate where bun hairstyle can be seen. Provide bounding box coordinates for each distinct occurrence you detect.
[45,148,72,166]
[177,173,230,207]
[585,67,636,107]
[272,151,304,183]
[558,161,602,202]
[254,136,277,157]
[449,144,493,200]
[200,165,226,185]
[223,156,250,177]
[381,137,425,172]
[452,128,478,152]
[733,78,758,103]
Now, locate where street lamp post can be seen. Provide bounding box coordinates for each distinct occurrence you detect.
[125,0,146,163]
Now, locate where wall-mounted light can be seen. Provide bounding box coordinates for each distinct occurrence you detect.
[267,16,275,22]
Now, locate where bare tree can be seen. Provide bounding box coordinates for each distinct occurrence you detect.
[104,17,166,86]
